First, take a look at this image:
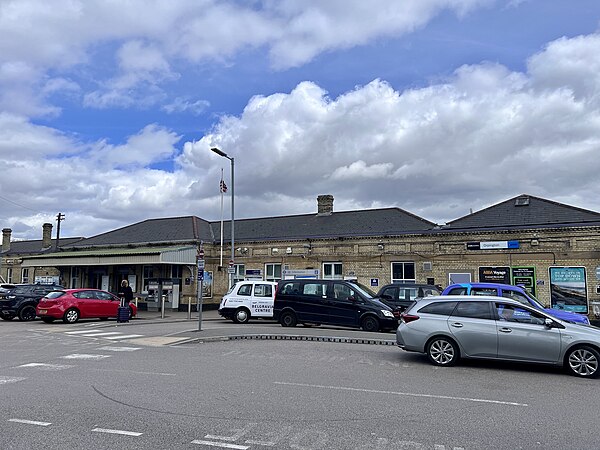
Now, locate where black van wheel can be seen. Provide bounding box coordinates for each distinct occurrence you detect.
[280,311,297,327]
[361,316,380,332]
[233,308,250,324]
[18,305,37,322]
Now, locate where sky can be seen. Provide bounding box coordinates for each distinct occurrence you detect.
[1,0,600,240]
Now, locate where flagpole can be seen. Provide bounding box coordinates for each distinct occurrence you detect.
[219,168,224,268]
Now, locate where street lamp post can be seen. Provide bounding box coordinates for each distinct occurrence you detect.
[210,147,234,288]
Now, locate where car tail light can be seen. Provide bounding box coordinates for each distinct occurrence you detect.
[401,313,419,324]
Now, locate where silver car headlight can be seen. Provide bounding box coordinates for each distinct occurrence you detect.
[381,310,394,317]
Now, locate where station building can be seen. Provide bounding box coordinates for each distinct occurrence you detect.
[2,194,600,318]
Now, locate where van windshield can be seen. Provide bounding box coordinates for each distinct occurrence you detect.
[347,282,376,299]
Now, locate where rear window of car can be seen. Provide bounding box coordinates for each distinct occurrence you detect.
[418,301,458,316]
[471,288,498,296]
[45,291,65,299]
[451,301,493,320]
[253,284,273,297]
[11,286,33,295]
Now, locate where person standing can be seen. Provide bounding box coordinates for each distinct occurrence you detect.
[118,279,134,308]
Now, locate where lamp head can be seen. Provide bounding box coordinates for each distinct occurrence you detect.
[211,147,227,157]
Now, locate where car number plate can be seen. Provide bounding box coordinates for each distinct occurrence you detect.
[38,309,47,314]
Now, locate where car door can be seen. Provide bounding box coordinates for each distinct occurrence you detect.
[448,301,498,358]
[251,283,275,318]
[494,302,561,363]
[295,281,329,324]
[325,282,361,327]
[94,290,120,317]
[72,290,100,317]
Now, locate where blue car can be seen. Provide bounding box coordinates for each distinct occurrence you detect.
[441,282,590,325]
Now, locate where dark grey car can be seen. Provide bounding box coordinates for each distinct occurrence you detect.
[396,295,600,378]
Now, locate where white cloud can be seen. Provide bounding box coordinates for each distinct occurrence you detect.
[162,97,210,115]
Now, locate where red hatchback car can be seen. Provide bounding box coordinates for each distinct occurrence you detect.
[36,289,137,324]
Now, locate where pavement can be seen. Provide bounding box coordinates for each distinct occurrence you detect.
[128,307,398,346]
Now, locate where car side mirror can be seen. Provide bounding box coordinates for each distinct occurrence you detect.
[545,318,556,328]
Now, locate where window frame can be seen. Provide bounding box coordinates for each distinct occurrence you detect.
[391,262,416,283]
[265,263,282,281]
[323,262,343,280]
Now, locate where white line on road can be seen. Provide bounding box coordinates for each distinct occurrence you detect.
[8,419,52,426]
[64,330,103,334]
[104,334,144,340]
[274,381,529,407]
[191,440,249,449]
[61,354,111,360]
[0,376,27,384]
[92,427,143,436]
[97,346,141,352]
[90,368,177,376]
[17,363,74,370]
[78,332,122,337]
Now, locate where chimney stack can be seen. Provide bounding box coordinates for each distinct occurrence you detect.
[2,228,11,253]
[42,223,53,249]
[317,195,334,216]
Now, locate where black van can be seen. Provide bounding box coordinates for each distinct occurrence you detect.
[272,279,397,332]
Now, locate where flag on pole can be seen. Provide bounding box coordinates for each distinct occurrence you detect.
[220,178,228,193]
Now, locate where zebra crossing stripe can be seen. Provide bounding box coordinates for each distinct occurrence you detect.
[8,419,51,426]
[64,330,103,334]
[77,332,122,337]
[17,363,73,370]
[104,334,144,340]
[97,346,141,352]
[0,376,27,384]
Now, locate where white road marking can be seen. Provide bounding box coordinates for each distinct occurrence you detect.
[191,440,249,449]
[61,354,111,360]
[64,330,103,334]
[91,368,176,376]
[274,381,529,407]
[92,427,143,436]
[97,346,141,352]
[0,376,26,384]
[8,419,51,426]
[17,363,74,370]
[78,332,122,337]
[104,334,144,340]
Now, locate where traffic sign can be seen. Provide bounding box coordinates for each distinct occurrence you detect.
[228,259,234,267]
[197,260,205,270]
[198,248,205,258]
[227,267,235,274]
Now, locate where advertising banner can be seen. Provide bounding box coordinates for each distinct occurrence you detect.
[549,267,587,313]
[511,267,536,297]
[202,271,213,298]
[479,267,510,284]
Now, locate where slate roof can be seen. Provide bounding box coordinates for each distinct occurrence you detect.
[1,237,85,256]
[443,194,600,231]
[62,216,214,248]
[62,207,436,248]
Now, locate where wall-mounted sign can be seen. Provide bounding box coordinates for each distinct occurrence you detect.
[282,269,320,279]
[370,278,379,287]
[479,267,510,284]
[549,267,588,314]
[511,266,536,297]
[467,240,519,250]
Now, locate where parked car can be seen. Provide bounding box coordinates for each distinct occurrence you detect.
[0,283,64,321]
[396,295,600,378]
[0,283,17,297]
[36,288,138,324]
[218,280,278,323]
[376,283,441,316]
[441,282,590,325]
[273,279,397,332]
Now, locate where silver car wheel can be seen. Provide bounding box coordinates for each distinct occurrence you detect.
[428,338,457,366]
[234,308,249,324]
[568,348,599,377]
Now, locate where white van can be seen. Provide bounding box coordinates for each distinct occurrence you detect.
[218,280,278,323]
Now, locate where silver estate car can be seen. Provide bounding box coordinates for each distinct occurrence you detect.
[396,295,600,378]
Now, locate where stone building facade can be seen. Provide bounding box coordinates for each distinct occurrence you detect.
[7,194,600,318]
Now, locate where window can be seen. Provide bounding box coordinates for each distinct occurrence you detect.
[265,263,282,281]
[451,301,492,320]
[233,264,245,283]
[21,268,29,283]
[418,301,458,316]
[496,303,545,325]
[380,286,397,300]
[333,283,355,301]
[449,273,471,284]
[323,262,342,279]
[143,266,154,293]
[391,262,415,283]
[6,268,12,283]
[280,282,301,295]
[447,287,467,295]
[70,267,81,289]
[302,283,326,296]
[398,288,418,301]
[237,284,252,296]
[171,265,183,279]
[94,291,114,300]
[254,284,273,297]
[501,290,531,307]
[471,288,498,296]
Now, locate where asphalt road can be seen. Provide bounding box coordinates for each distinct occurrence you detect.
[1,317,599,449]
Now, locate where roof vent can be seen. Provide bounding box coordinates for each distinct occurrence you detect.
[515,196,530,206]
